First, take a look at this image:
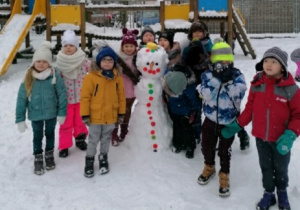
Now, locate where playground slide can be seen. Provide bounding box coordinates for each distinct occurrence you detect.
[0,0,45,76]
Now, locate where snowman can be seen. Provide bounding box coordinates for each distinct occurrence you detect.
[124,42,172,152]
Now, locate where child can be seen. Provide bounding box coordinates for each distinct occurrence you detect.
[196,40,247,197]
[222,47,300,209]
[56,30,91,157]
[291,48,300,81]
[111,28,139,146]
[158,30,182,69]
[164,65,200,158]
[15,41,67,175]
[81,46,126,177]
[139,26,156,47]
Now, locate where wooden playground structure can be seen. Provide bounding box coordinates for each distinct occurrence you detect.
[0,0,256,77]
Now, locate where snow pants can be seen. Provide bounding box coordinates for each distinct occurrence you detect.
[256,138,290,192]
[59,103,88,150]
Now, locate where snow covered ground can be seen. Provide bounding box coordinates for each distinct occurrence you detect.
[1,29,300,210]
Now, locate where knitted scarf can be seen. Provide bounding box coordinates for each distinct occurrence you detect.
[32,68,56,84]
[56,49,86,79]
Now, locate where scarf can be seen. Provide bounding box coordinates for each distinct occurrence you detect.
[56,49,86,79]
[101,69,114,79]
[32,68,56,84]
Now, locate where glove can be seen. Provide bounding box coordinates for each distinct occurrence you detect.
[221,67,233,83]
[17,121,27,133]
[212,70,222,80]
[118,114,125,124]
[57,116,66,125]
[189,111,195,124]
[82,116,90,126]
[221,120,243,139]
[276,130,297,155]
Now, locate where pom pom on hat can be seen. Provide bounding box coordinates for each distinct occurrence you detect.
[31,41,53,67]
[165,71,187,95]
[62,30,79,49]
[158,30,175,48]
[211,39,234,64]
[96,46,118,67]
[121,28,139,47]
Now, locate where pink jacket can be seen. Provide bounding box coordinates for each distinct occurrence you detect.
[119,52,138,98]
[61,58,91,104]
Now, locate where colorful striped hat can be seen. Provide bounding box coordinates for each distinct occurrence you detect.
[211,39,234,64]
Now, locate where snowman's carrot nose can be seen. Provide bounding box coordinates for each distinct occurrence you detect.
[149,61,154,70]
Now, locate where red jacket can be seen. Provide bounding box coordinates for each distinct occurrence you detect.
[238,72,300,142]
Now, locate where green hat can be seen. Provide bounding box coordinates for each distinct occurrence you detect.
[165,71,188,95]
[211,39,234,64]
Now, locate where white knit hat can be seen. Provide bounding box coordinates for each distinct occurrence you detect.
[62,30,79,49]
[30,41,53,67]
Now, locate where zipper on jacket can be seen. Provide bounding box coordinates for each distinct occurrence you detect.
[94,84,98,97]
[215,84,223,133]
[265,109,270,141]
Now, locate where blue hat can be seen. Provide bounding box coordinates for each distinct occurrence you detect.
[96,47,118,67]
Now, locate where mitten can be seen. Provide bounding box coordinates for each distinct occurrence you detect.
[17,121,27,133]
[82,116,90,126]
[57,116,66,125]
[221,120,243,139]
[118,114,125,124]
[212,70,222,80]
[221,68,233,83]
[276,130,297,155]
[189,111,195,124]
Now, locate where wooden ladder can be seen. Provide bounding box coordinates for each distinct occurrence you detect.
[232,7,256,59]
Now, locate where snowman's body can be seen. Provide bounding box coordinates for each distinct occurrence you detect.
[125,43,172,152]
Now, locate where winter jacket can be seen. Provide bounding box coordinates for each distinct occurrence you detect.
[238,72,300,142]
[15,71,67,123]
[80,64,126,124]
[59,58,91,104]
[119,52,139,99]
[199,67,247,125]
[182,37,213,62]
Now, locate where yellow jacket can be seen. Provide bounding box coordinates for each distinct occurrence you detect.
[80,67,126,124]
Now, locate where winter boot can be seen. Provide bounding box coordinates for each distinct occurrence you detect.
[219,172,230,197]
[277,190,291,210]
[119,124,128,142]
[34,153,45,175]
[185,147,194,159]
[99,154,109,175]
[59,148,69,158]
[238,129,250,150]
[256,191,276,210]
[45,150,56,170]
[197,164,215,185]
[75,133,87,151]
[84,156,95,178]
[111,127,119,146]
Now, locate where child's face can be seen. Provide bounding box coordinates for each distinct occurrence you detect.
[34,60,50,72]
[122,44,136,56]
[63,44,77,55]
[192,30,205,40]
[263,58,283,78]
[142,32,155,44]
[158,37,170,51]
[100,56,114,70]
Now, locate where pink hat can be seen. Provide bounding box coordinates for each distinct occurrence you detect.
[121,28,139,47]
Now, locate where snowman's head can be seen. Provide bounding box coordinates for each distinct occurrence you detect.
[136,42,169,78]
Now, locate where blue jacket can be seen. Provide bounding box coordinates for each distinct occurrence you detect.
[15,71,67,123]
[199,68,247,125]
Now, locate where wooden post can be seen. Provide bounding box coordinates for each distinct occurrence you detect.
[190,0,194,14]
[46,0,51,42]
[80,2,86,51]
[227,0,233,48]
[10,0,15,12]
[25,33,30,48]
[160,1,165,31]
[193,0,198,21]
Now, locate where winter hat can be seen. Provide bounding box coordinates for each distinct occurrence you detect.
[165,71,188,95]
[255,47,288,72]
[158,30,175,48]
[187,21,208,40]
[211,38,234,64]
[141,26,155,40]
[62,30,79,49]
[121,28,139,47]
[96,46,118,67]
[30,41,53,67]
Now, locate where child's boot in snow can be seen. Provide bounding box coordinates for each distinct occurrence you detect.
[84,156,95,178]
[99,154,109,175]
[75,133,87,151]
[45,150,55,170]
[34,153,44,175]
[219,172,230,197]
[256,191,276,210]
[277,189,291,210]
[197,164,215,185]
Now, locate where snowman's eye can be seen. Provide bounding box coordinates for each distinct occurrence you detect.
[155,63,158,65]
[146,62,149,65]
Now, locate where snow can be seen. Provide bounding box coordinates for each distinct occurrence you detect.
[1,24,300,210]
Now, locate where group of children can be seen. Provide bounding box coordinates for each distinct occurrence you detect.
[15,22,300,209]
